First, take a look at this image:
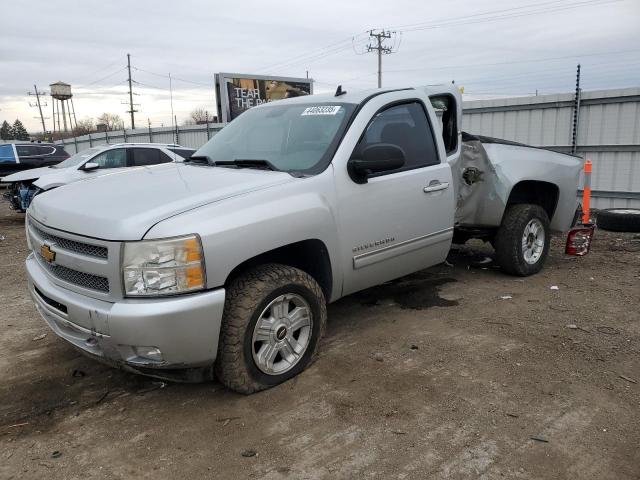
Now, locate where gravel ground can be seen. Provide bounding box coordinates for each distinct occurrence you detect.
[0,199,639,480]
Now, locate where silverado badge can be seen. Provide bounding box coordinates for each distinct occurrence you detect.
[40,244,56,263]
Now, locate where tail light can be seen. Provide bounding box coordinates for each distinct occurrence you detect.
[565,224,596,256]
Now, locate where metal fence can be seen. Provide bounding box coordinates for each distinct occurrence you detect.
[57,123,225,154]
[462,87,640,209]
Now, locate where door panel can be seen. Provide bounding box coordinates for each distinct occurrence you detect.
[339,164,453,295]
[335,98,455,296]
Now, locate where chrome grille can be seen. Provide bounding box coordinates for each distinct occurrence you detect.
[36,252,110,293]
[30,223,108,259]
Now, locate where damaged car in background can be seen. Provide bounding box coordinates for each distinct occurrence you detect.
[1,143,196,212]
[24,84,594,393]
[0,142,69,177]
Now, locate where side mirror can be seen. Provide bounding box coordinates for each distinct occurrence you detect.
[347,143,405,184]
[83,162,100,171]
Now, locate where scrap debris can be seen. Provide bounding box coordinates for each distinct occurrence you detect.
[7,422,29,429]
[619,375,637,384]
[95,391,110,404]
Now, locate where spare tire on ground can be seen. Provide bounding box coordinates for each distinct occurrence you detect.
[596,208,640,232]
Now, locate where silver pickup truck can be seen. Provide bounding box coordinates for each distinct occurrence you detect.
[24,85,593,393]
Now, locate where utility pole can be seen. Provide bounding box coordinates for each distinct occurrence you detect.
[126,53,137,129]
[28,85,48,133]
[367,30,396,88]
[169,73,175,131]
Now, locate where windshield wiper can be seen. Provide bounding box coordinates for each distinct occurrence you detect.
[214,159,279,171]
[185,154,214,165]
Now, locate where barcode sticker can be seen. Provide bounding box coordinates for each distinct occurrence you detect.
[301,106,342,116]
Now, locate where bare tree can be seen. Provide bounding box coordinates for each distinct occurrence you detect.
[189,108,210,125]
[73,118,95,136]
[97,113,125,131]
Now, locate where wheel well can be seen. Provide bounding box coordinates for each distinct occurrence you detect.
[224,239,333,300]
[505,181,559,221]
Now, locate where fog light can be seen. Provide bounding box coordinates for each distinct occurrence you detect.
[134,346,163,362]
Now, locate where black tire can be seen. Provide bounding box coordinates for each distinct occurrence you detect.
[215,263,327,394]
[494,204,551,276]
[596,208,640,232]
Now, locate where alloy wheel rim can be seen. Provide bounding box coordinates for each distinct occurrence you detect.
[522,218,545,264]
[251,293,313,375]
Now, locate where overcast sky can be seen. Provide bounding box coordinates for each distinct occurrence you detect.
[1,0,638,131]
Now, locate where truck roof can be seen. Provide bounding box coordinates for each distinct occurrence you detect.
[260,84,461,107]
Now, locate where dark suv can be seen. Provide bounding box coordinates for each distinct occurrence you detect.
[0,143,69,177]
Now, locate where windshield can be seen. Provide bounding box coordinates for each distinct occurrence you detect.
[194,102,355,174]
[53,147,102,168]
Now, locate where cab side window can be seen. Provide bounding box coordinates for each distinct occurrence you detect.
[90,148,127,169]
[356,102,439,176]
[131,148,173,166]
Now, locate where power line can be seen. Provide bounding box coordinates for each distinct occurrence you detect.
[395,0,620,33]
[262,36,372,74]
[384,48,640,74]
[387,0,574,30]
[257,32,370,73]
[132,79,166,90]
[132,66,212,87]
[73,59,125,83]
[78,67,127,87]
[321,47,638,91]
[253,0,620,78]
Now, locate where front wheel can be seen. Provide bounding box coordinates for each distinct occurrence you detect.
[215,264,327,394]
[494,204,551,276]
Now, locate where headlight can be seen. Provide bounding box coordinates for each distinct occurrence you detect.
[122,235,206,297]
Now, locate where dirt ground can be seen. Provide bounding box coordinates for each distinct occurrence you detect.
[0,198,638,480]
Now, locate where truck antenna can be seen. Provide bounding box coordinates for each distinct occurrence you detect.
[335,85,347,97]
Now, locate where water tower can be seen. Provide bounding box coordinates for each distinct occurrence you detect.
[50,81,78,134]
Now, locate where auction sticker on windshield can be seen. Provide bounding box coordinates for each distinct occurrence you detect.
[301,106,342,116]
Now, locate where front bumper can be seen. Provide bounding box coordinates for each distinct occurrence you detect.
[26,253,226,371]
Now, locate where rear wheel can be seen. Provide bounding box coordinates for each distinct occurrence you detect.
[215,264,327,394]
[494,204,550,276]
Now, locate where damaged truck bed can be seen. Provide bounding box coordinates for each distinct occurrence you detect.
[451,132,583,241]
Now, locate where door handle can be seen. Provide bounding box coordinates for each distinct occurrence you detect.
[423,181,449,193]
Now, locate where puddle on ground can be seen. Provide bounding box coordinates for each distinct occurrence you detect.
[356,273,458,310]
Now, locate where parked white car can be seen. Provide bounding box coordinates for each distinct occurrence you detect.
[1,143,195,212]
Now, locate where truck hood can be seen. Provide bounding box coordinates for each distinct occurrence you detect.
[1,166,63,183]
[29,163,295,240]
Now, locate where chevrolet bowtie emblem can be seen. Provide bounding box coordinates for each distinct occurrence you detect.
[40,244,56,263]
